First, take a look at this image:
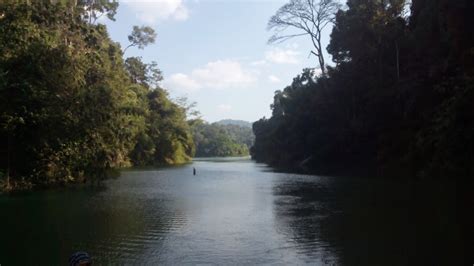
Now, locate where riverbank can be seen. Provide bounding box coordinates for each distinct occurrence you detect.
[0,157,247,193]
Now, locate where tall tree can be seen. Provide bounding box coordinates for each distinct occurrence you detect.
[268,0,341,76]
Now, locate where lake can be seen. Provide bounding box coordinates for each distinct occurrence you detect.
[0,158,467,265]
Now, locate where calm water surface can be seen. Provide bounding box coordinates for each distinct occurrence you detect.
[0,158,466,265]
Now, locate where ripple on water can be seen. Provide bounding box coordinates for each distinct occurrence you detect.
[0,161,467,265]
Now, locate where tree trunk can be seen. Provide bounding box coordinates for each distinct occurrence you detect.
[316,35,326,76]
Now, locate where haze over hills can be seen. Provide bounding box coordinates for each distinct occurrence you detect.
[216,119,252,128]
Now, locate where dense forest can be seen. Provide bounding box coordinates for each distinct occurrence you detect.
[1,0,472,192]
[190,119,254,157]
[252,0,474,179]
[0,1,194,190]
[216,119,252,128]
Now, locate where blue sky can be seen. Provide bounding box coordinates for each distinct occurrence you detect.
[105,0,333,123]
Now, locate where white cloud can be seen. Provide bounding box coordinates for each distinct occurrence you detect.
[265,48,300,64]
[192,60,255,89]
[165,60,256,92]
[217,104,232,112]
[268,75,281,83]
[166,73,201,92]
[122,0,189,23]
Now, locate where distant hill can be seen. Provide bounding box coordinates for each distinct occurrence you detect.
[189,119,255,157]
[190,120,250,157]
[216,119,252,128]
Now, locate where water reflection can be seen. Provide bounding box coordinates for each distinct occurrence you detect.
[0,174,186,265]
[273,176,341,265]
[272,175,466,265]
[0,160,469,265]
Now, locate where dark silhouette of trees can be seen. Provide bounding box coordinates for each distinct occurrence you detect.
[253,0,474,179]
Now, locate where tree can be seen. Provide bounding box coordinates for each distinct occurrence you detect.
[124,25,157,53]
[144,88,195,164]
[125,57,148,85]
[0,2,193,190]
[175,96,201,119]
[79,0,119,24]
[125,57,163,88]
[255,0,474,182]
[0,1,136,186]
[268,0,341,76]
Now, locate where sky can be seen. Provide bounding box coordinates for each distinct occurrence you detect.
[105,0,334,123]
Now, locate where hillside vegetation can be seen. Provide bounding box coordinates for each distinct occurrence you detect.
[0,2,194,190]
[191,119,254,157]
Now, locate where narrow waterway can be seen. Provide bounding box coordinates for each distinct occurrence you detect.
[0,158,466,265]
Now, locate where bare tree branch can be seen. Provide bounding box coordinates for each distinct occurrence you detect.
[268,0,341,76]
[269,33,309,44]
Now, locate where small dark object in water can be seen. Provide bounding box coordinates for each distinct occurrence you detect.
[69,251,92,266]
[193,167,196,175]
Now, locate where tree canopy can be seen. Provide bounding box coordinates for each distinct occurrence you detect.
[124,25,157,53]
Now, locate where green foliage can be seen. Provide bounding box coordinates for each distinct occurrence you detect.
[125,25,157,52]
[190,120,251,157]
[136,88,194,165]
[125,57,163,88]
[80,0,119,23]
[219,124,255,148]
[0,1,194,190]
[216,119,252,128]
[252,0,474,178]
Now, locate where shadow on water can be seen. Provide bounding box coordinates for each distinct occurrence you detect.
[0,161,470,265]
[0,176,185,265]
[272,175,467,265]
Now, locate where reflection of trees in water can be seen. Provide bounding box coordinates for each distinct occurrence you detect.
[273,179,342,265]
[273,177,466,265]
[75,194,185,265]
[0,186,186,265]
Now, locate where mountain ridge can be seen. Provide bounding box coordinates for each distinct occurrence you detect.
[216,119,252,128]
